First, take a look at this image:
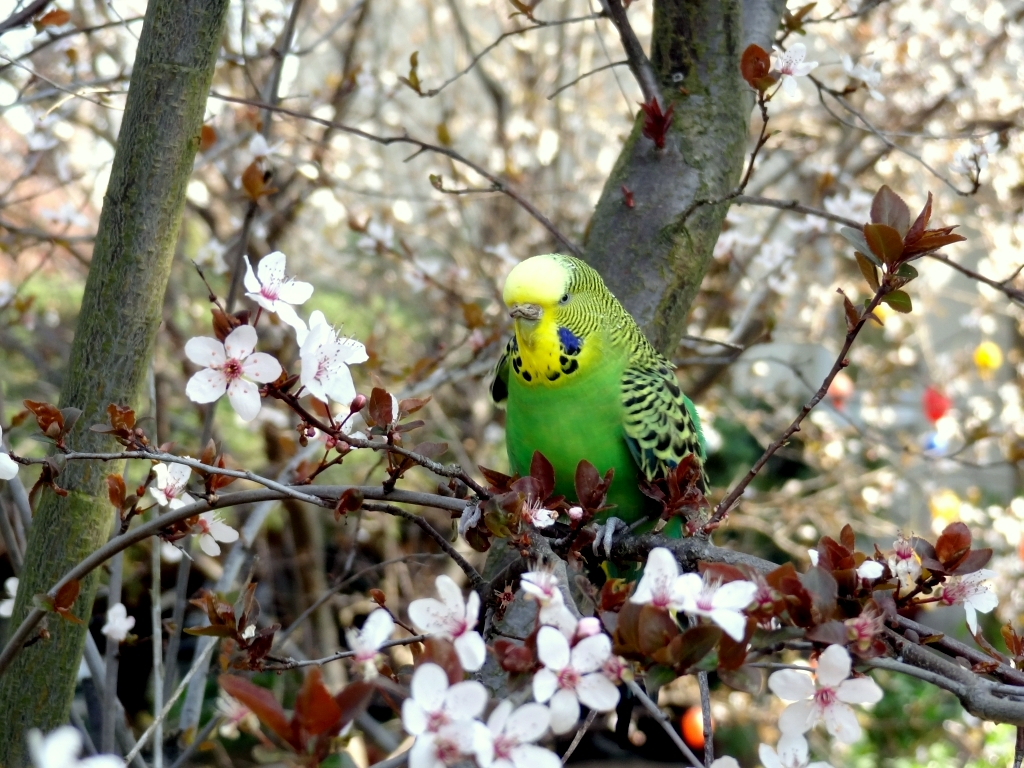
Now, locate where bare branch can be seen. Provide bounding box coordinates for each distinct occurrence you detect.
[601,0,660,106]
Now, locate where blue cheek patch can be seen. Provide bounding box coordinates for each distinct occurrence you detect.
[557,326,582,355]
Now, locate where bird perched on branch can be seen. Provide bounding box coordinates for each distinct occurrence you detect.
[491,253,707,529]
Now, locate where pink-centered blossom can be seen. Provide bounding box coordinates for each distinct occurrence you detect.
[216,693,260,739]
[408,575,486,671]
[193,511,239,556]
[773,43,818,96]
[299,310,367,405]
[0,426,18,480]
[185,325,282,422]
[149,461,194,509]
[521,567,578,639]
[473,701,558,768]
[939,569,998,634]
[532,625,620,734]
[675,572,758,641]
[629,547,685,609]
[887,533,922,592]
[410,724,478,768]
[769,644,883,743]
[845,607,884,654]
[243,251,312,333]
[346,608,394,678]
[521,496,558,529]
[401,662,487,737]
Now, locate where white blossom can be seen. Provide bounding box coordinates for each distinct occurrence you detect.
[521,568,578,638]
[473,701,559,768]
[28,726,121,768]
[402,664,487,733]
[185,325,282,422]
[939,569,998,634]
[841,54,883,100]
[410,724,478,768]
[216,693,259,739]
[357,220,395,252]
[149,461,194,509]
[759,733,834,768]
[856,560,885,581]
[0,425,18,481]
[243,251,313,333]
[532,625,620,734]
[675,572,758,641]
[101,602,135,643]
[346,608,395,678]
[194,511,239,556]
[298,310,368,405]
[888,533,922,592]
[709,759,740,768]
[630,547,686,609]
[1,576,18,618]
[768,645,883,743]
[408,575,486,671]
[773,43,818,96]
[952,134,999,178]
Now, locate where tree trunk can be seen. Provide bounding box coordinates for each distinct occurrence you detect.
[584,0,786,355]
[0,0,229,760]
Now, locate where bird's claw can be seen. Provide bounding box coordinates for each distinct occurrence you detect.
[592,516,626,557]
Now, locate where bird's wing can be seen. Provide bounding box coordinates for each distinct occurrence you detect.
[490,337,513,405]
[621,362,708,490]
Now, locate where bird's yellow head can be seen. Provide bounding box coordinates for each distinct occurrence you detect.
[501,254,614,385]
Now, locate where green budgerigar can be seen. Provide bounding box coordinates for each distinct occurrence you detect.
[491,253,707,524]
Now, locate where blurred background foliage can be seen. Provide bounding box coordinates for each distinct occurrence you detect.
[3,0,1024,764]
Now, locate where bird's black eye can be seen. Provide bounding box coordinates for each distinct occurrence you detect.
[559,293,570,305]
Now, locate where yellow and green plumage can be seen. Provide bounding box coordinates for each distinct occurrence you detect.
[491,253,708,523]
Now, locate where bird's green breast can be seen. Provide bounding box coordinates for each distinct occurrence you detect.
[504,346,648,518]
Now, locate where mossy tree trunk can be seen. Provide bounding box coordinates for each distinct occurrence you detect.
[584,0,786,355]
[0,0,229,761]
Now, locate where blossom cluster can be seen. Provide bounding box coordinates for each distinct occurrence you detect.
[185,250,367,423]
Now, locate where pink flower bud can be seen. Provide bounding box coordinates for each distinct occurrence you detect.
[350,393,368,412]
[567,505,584,521]
[575,616,602,639]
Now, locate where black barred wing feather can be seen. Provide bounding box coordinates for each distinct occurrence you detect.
[621,363,708,492]
[490,337,514,405]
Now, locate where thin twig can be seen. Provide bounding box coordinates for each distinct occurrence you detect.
[208,92,583,257]
[548,60,627,100]
[711,285,886,524]
[626,680,702,768]
[561,710,597,763]
[602,0,660,106]
[264,633,429,670]
[698,671,713,765]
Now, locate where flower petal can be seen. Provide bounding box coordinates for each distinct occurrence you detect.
[277,278,314,305]
[444,680,488,720]
[402,700,428,736]
[823,701,862,744]
[338,337,369,365]
[0,453,18,480]
[532,668,558,703]
[537,626,570,671]
[411,663,449,713]
[243,255,261,294]
[198,533,221,557]
[570,632,611,674]
[324,364,357,406]
[362,609,395,648]
[712,580,758,611]
[576,672,620,712]
[454,631,486,671]
[768,669,816,702]
[224,324,258,360]
[227,378,261,422]
[408,597,452,635]
[778,699,817,735]
[242,352,283,383]
[504,702,551,743]
[708,608,747,641]
[274,301,307,334]
[548,689,580,735]
[758,744,782,768]
[816,645,852,688]
[487,700,514,735]
[256,251,286,287]
[836,677,882,705]
[185,336,226,367]
[435,575,467,616]
[186,369,228,404]
[510,744,561,768]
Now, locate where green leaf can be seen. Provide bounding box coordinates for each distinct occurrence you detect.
[870,185,911,236]
[855,252,880,290]
[895,263,918,280]
[881,290,913,313]
[864,223,905,267]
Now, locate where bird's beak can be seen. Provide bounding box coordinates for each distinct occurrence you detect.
[509,303,542,321]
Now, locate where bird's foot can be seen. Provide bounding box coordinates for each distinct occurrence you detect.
[592,516,626,557]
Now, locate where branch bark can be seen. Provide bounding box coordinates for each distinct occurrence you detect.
[0,0,230,759]
[583,0,786,354]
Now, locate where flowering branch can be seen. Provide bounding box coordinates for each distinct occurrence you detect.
[263,634,430,670]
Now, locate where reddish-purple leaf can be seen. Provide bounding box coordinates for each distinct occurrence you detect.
[530,451,555,499]
[935,521,972,567]
[905,192,933,244]
[950,548,993,575]
[295,668,343,737]
[219,675,298,748]
[863,223,905,267]
[870,185,911,236]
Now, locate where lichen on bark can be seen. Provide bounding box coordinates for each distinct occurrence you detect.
[583,0,786,356]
